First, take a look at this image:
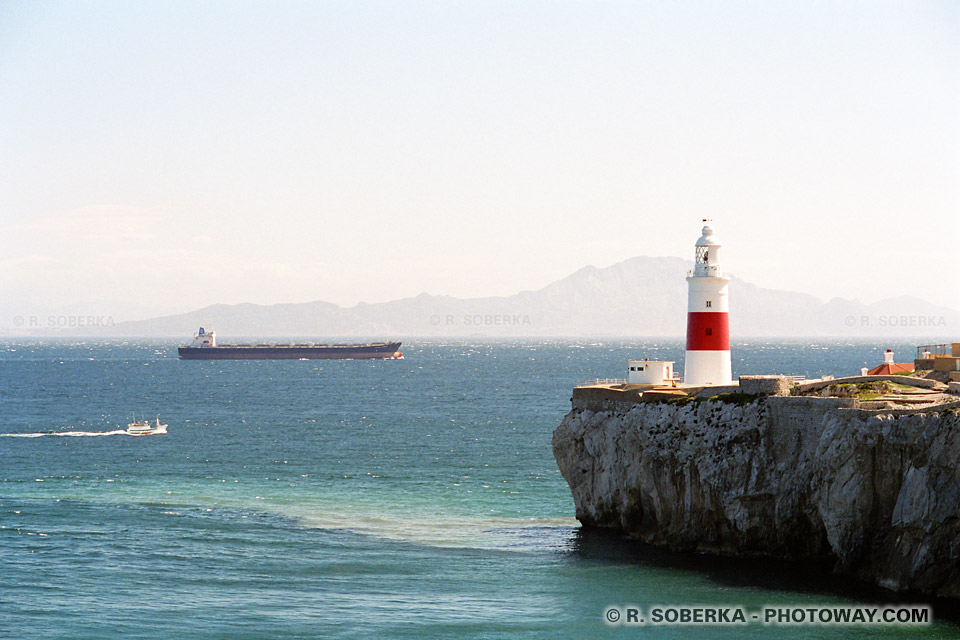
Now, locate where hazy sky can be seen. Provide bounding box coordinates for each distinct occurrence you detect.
[1,1,957,322]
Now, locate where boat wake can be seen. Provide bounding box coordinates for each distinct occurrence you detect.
[1,425,167,438]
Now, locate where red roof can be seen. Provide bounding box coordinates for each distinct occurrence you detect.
[866,362,914,376]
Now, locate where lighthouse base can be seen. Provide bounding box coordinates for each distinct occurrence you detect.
[683,350,733,386]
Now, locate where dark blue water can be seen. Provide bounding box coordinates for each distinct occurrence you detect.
[1,338,955,639]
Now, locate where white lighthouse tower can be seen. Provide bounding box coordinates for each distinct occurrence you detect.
[683,221,732,385]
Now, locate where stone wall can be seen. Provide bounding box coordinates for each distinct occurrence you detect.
[797,375,940,393]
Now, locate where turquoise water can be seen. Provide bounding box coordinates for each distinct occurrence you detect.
[1,338,957,639]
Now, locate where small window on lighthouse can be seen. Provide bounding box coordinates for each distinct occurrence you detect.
[705,301,712,308]
[696,247,709,263]
[705,328,712,336]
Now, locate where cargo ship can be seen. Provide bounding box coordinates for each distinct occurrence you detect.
[177,328,403,360]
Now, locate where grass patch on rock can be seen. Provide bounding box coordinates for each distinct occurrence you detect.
[705,392,760,406]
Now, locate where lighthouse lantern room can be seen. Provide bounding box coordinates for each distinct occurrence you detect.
[683,221,733,385]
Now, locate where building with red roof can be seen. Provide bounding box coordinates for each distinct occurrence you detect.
[865,349,914,376]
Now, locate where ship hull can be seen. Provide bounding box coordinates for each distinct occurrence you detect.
[178,341,402,360]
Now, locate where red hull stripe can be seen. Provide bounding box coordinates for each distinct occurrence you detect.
[685,312,730,351]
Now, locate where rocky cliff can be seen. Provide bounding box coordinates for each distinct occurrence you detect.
[552,395,960,597]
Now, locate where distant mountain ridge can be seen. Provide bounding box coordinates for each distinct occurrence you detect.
[31,256,960,337]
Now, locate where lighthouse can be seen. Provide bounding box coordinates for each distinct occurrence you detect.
[683,221,732,385]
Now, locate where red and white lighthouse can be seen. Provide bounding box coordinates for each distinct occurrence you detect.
[683,221,732,385]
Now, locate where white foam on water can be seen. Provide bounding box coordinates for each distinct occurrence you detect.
[58,429,130,437]
[297,510,579,551]
[1,425,167,437]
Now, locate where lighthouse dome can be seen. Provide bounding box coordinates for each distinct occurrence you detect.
[696,223,722,247]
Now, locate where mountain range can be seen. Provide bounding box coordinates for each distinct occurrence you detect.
[31,256,957,338]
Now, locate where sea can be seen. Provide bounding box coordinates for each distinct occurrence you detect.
[2,337,957,639]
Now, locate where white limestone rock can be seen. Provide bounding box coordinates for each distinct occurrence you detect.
[552,398,960,598]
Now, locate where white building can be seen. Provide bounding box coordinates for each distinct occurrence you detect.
[628,360,675,385]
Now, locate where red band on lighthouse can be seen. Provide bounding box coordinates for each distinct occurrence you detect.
[685,312,730,351]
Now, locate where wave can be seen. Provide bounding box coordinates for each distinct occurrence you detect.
[1,425,167,438]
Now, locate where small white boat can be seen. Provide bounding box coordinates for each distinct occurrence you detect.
[127,415,167,436]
